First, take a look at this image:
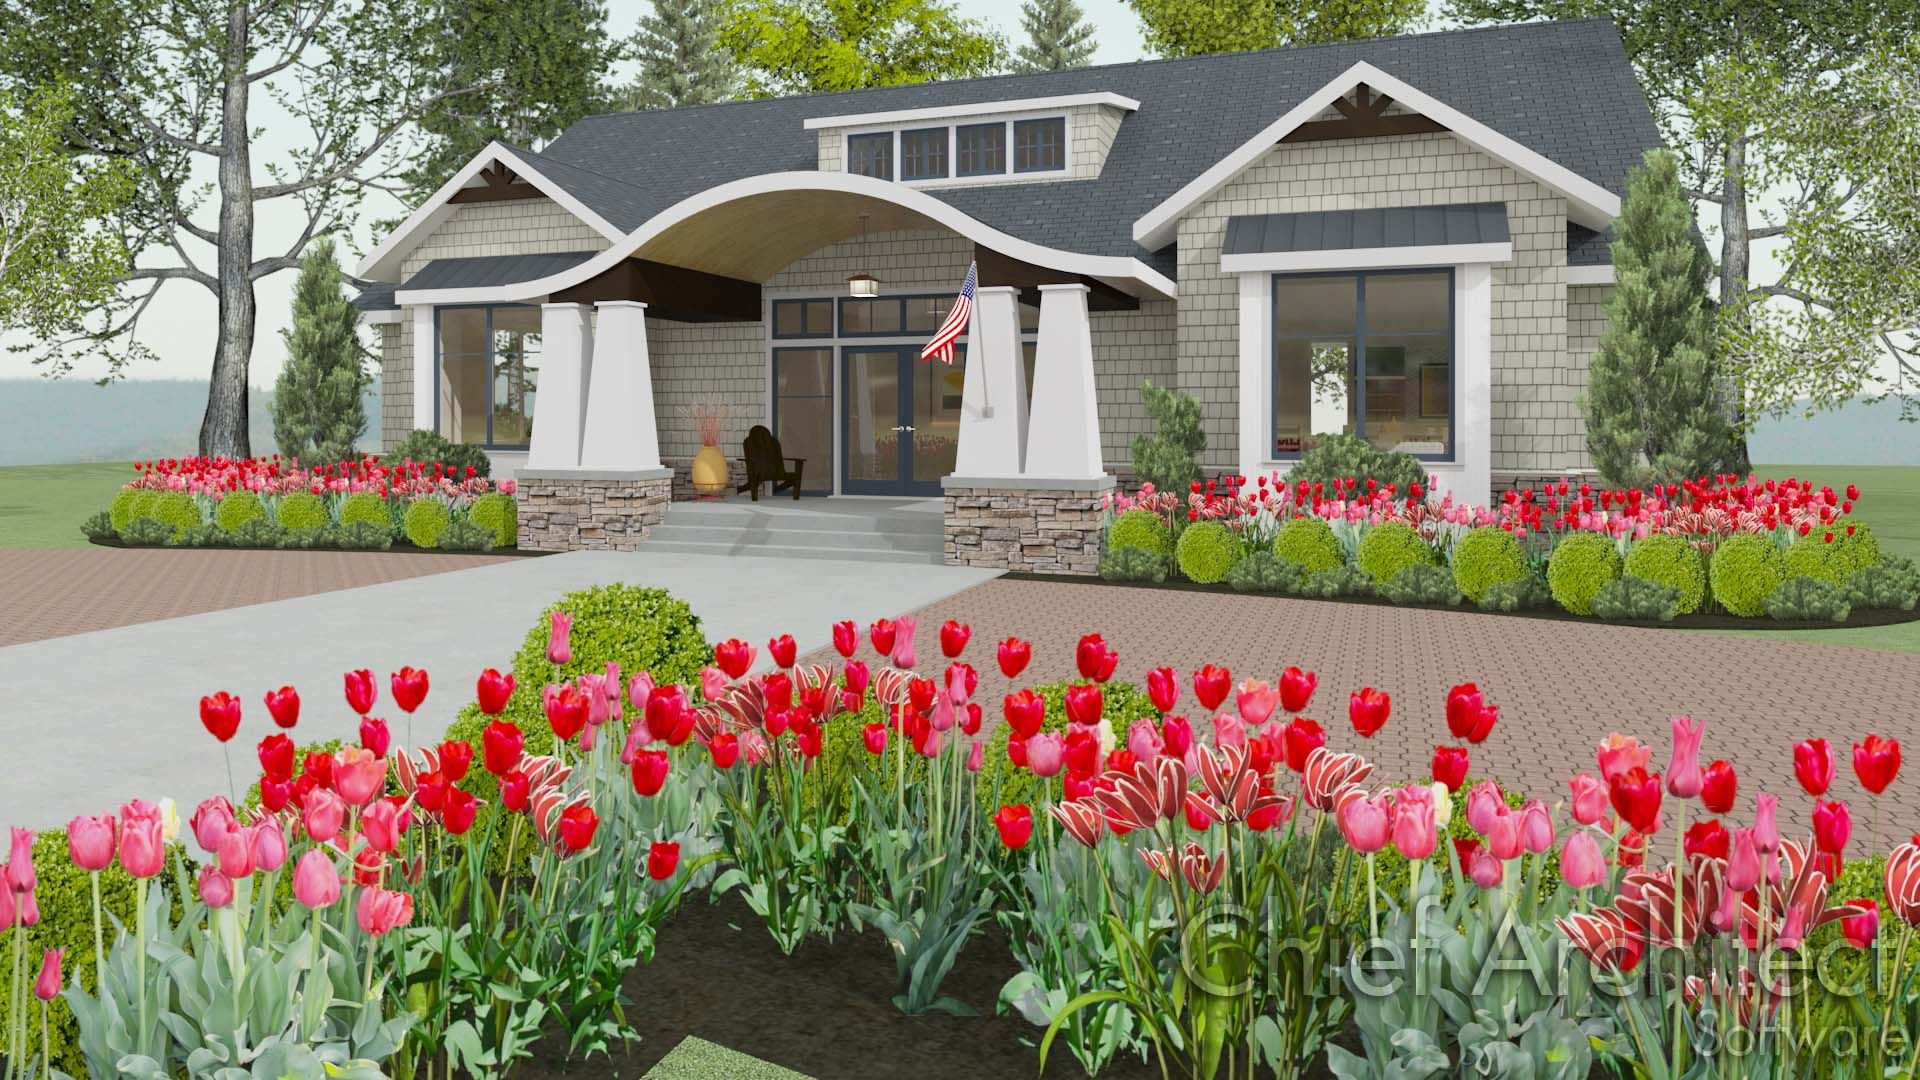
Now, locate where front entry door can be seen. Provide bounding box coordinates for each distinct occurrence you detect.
[842,347,963,496]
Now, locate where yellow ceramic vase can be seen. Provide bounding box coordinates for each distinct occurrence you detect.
[691,445,729,495]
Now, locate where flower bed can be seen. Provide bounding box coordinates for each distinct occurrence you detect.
[79,456,520,552]
[4,599,1920,1078]
[1097,473,1920,627]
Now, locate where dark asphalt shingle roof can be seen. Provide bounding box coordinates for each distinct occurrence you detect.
[351,281,397,312]
[1224,203,1510,255]
[521,18,1656,273]
[402,251,600,291]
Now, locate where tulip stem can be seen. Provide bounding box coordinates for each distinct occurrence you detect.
[38,999,47,1080]
[134,877,147,1057]
[1366,853,1378,943]
[88,872,104,1002]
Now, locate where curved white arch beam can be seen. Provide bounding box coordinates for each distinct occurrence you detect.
[393,170,1176,305]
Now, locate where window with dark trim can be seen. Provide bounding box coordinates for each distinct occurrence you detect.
[848,132,893,180]
[772,299,834,338]
[1013,117,1066,173]
[955,123,1005,176]
[1271,270,1452,460]
[900,127,948,181]
[436,305,542,449]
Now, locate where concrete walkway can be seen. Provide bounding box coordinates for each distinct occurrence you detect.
[0,551,998,832]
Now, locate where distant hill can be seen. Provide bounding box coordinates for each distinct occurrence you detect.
[0,379,381,466]
[1749,397,1919,467]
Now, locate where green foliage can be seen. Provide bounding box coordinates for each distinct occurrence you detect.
[172,522,227,547]
[1224,550,1304,594]
[1783,531,1855,587]
[1129,380,1206,494]
[1848,556,1920,611]
[1272,515,1343,574]
[1449,526,1528,603]
[147,490,202,538]
[437,518,496,552]
[123,489,159,526]
[213,490,266,532]
[271,237,368,464]
[617,0,738,109]
[1709,534,1785,617]
[383,429,492,479]
[1127,0,1423,57]
[118,517,172,545]
[467,492,518,548]
[228,517,284,549]
[1174,520,1241,584]
[1381,562,1463,606]
[332,520,393,551]
[1624,535,1709,614]
[80,510,115,542]
[1013,0,1097,71]
[404,498,453,549]
[1099,546,1169,583]
[1592,575,1681,622]
[1107,508,1172,557]
[1546,533,1623,616]
[1355,522,1436,587]
[108,489,141,531]
[1302,564,1375,599]
[1582,150,1738,486]
[1767,575,1852,623]
[1834,522,1882,572]
[1479,574,1550,612]
[720,0,1006,97]
[280,526,330,550]
[1284,433,1426,495]
[338,491,391,529]
[274,491,328,531]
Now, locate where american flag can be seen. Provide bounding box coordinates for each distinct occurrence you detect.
[920,261,977,365]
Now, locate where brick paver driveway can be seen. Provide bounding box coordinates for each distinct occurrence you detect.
[0,547,517,646]
[843,578,1920,851]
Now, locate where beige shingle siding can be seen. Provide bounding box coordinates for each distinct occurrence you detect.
[399,200,610,278]
[649,320,764,462]
[1174,130,1576,475]
[378,324,409,450]
[1093,301,1176,468]
[813,103,1128,186]
[1560,284,1612,472]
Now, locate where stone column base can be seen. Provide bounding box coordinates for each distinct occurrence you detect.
[941,475,1115,576]
[515,468,673,552]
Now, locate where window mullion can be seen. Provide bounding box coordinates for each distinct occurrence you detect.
[483,306,495,447]
[1354,275,1367,444]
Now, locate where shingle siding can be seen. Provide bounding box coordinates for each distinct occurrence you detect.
[1561,283,1613,472]
[378,323,410,449]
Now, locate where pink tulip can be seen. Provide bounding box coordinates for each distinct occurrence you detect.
[1235,680,1280,727]
[700,666,728,701]
[547,610,573,665]
[67,814,115,873]
[1025,733,1065,778]
[1468,843,1505,888]
[628,671,655,713]
[1568,774,1608,826]
[1486,809,1525,861]
[1390,785,1438,861]
[33,948,62,1001]
[1338,793,1391,854]
[1667,715,1705,798]
[891,615,918,669]
[292,849,341,909]
[0,879,14,929]
[604,662,623,721]
[1521,800,1555,854]
[4,829,34,895]
[1126,719,1161,764]
[1560,832,1605,888]
[1726,828,1763,892]
[189,797,236,855]
[14,888,36,928]
[216,827,255,878]
[117,801,166,879]
[198,866,234,909]
[1465,781,1504,835]
[303,789,346,845]
[333,746,387,807]
[356,887,414,936]
[1753,793,1780,854]
[1212,713,1246,752]
[966,740,985,772]
[362,799,405,854]
[251,820,288,872]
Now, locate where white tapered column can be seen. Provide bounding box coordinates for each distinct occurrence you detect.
[526,303,593,469]
[1022,284,1105,481]
[950,286,1027,478]
[579,301,663,471]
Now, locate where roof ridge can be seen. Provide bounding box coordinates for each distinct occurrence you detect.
[524,149,651,192]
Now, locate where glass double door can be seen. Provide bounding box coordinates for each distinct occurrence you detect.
[842,346,963,496]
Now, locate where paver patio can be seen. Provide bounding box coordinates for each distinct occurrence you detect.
[815,577,1920,851]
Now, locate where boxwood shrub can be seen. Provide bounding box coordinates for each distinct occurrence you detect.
[1782,531,1866,588]
[1099,546,1168,583]
[275,491,328,531]
[1834,522,1881,573]
[1546,533,1622,616]
[338,491,390,530]
[150,491,202,538]
[1355,522,1435,587]
[404,498,453,549]
[1174,520,1240,583]
[1272,516,1343,574]
[108,489,143,532]
[1107,508,1172,557]
[1285,432,1425,494]
[468,492,518,549]
[1623,535,1708,614]
[1710,534,1785,618]
[1767,575,1851,623]
[1591,575,1680,622]
[1225,550,1304,594]
[1450,526,1528,604]
[1382,562,1462,606]
[213,490,265,532]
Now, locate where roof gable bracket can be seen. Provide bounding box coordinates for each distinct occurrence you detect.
[1282,84,1448,143]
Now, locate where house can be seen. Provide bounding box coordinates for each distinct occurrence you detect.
[353,17,1660,567]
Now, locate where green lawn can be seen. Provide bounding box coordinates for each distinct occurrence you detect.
[0,462,136,548]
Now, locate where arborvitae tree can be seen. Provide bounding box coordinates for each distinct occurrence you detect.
[272,238,369,465]
[1583,150,1738,486]
[1014,0,1097,72]
[620,0,738,110]
[1130,380,1207,492]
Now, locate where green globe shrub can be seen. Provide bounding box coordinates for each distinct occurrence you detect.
[149,491,202,539]
[1709,534,1785,618]
[1174,521,1241,584]
[467,492,518,548]
[1272,516,1343,574]
[1450,526,1528,604]
[1546,533,1623,616]
[1624,535,1708,614]
[404,498,453,549]
[1107,508,1172,557]
[274,491,328,531]
[108,489,143,531]
[1355,522,1436,587]
[339,491,390,530]
[213,490,266,532]
[1834,522,1881,573]
[1783,531,1865,588]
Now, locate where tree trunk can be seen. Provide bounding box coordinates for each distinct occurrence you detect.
[1716,133,1753,473]
[199,2,256,458]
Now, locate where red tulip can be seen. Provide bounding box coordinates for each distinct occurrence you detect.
[558,804,599,852]
[831,620,858,658]
[545,686,590,742]
[476,669,515,715]
[862,722,888,754]
[499,769,530,812]
[1064,683,1103,726]
[1193,664,1232,712]
[1700,759,1737,814]
[1002,690,1045,740]
[260,778,292,813]
[714,639,755,680]
[868,618,897,657]
[199,691,241,742]
[1161,715,1192,758]
[437,740,473,783]
[442,788,478,835]
[1278,666,1317,713]
[1145,667,1180,714]
[842,660,870,696]
[264,686,300,730]
[1843,898,1880,949]
[939,620,971,658]
[647,840,680,880]
[253,733,293,783]
[996,637,1031,679]
[1814,799,1852,854]
[1075,633,1118,683]
[1683,819,1729,860]
[1854,734,1902,795]
[623,751,668,799]
[344,669,377,715]
[1445,683,1498,744]
[1431,745,1470,792]
[708,733,740,769]
[993,805,1034,850]
[390,667,429,713]
[1794,738,1835,796]
[1280,718,1326,773]
[1608,767,1664,835]
[1348,687,1390,738]
[767,634,797,669]
[482,721,524,776]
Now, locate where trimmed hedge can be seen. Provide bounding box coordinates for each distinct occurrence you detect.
[1546,533,1622,616]
[1355,522,1435,587]
[1624,535,1708,614]
[213,490,266,532]
[1272,516,1343,574]
[275,491,328,531]
[1710,534,1785,618]
[1450,526,1528,604]
[1174,521,1240,584]
[404,498,453,549]
[1107,509,1173,557]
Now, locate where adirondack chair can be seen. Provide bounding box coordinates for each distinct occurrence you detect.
[738,425,805,501]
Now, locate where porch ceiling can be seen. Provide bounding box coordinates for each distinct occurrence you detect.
[635,190,943,282]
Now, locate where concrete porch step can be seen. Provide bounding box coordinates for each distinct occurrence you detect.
[660,499,944,536]
[644,523,943,554]
[636,540,945,565]
[634,497,948,565]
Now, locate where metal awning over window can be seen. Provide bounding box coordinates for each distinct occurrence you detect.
[1220,203,1511,273]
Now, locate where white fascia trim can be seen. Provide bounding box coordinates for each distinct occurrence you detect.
[1567,264,1616,286]
[1133,61,1623,250]
[360,307,403,325]
[1220,241,1512,274]
[802,92,1139,131]
[394,170,1177,306]
[355,142,627,282]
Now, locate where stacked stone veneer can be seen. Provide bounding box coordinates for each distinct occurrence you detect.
[516,471,673,552]
[943,482,1114,575]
